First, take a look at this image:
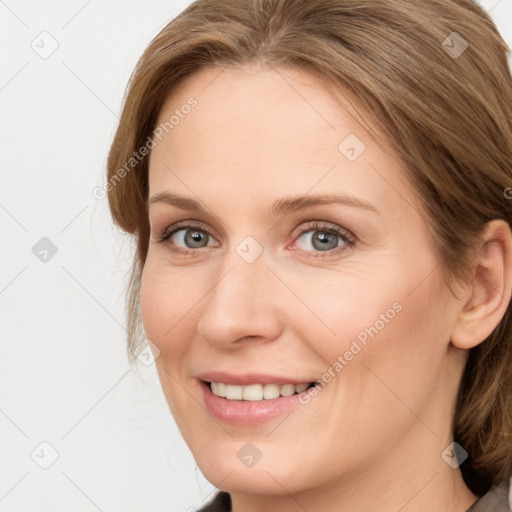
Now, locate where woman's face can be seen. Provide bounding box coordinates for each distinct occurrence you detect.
[141,64,466,496]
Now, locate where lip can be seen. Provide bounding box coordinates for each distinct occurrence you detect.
[196,371,316,386]
[199,380,311,425]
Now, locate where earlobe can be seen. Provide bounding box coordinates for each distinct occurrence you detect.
[450,220,512,350]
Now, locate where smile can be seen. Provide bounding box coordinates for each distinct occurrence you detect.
[199,378,320,425]
[209,381,316,400]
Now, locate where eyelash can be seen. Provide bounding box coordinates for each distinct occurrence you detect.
[154,220,356,258]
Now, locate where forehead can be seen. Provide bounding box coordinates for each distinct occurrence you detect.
[148,64,421,217]
[153,63,375,158]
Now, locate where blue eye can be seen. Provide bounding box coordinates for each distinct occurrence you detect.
[293,221,355,256]
[155,220,356,258]
[157,226,216,250]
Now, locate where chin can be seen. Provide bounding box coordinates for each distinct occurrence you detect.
[199,461,308,495]
[189,438,321,496]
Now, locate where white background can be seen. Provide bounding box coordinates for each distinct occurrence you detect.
[1,1,511,511]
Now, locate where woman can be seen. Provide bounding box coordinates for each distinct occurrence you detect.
[106,0,512,510]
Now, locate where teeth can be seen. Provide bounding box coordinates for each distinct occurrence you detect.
[210,382,314,400]
[263,383,280,399]
[295,383,309,393]
[242,384,263,401]
[225,384,243,400]
[217,382,227,397]
[211,382,227,397]
[280,384,295,397]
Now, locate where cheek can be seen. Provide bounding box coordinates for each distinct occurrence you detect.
[288,271,450,472]
[304,241,447,361]
[339,273,449,418]
[298,258,450,407]
[139,258,201,356]
[284,270,407,364]
[139,264,167,345]
[140,260,200,417]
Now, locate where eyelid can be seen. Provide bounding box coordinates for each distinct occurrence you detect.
[292,220,354,241]
[155,220,220,244]
[288,220,356,255]
[154,219,356,258]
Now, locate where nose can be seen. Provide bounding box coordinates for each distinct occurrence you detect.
[196,249,283,348]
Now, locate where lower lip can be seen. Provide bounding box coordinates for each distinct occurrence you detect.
[200,381,309,425]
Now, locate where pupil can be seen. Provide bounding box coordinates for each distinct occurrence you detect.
[186,230,206,248]
[313,231,337,251]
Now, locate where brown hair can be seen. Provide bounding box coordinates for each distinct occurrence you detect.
[106,0,512,494]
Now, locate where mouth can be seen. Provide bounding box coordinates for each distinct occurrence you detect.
[198,377,320,425]
[207,381,318,401]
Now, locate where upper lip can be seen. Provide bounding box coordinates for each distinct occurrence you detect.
[196,371,316,386]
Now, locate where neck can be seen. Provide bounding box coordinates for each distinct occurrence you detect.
[230,424,479,512]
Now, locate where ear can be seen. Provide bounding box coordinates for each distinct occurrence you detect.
[450,219,512,350]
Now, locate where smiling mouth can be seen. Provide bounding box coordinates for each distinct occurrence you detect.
[207,381,318,401]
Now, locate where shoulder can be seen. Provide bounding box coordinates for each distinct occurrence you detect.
[194,481,512,512]
[196,491,231,512]
[466,480,511,512]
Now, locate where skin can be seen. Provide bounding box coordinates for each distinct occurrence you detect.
[140,63,512,512]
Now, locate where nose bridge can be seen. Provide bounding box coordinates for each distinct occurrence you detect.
[196,242,281,346]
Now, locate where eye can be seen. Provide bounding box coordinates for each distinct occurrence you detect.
[154,222,218,254]
[292,221,355,257]
[154,220,356,258]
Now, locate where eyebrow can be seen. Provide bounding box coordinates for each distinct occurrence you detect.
[148,191,379,216]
